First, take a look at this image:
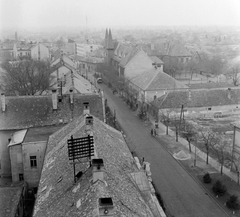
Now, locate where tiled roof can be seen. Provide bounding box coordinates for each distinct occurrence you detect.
[167,41,191,57]
[0,94,104,130]
[23,125,64,143]
[0,186,23,217]
[33,116,155,217]
[130,67,188,91]
[154,88,240,109]
[114,43,132,63]
[136,44,162,56]
[119,47,140,67]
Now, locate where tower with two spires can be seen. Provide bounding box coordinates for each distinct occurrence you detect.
[104,28,114,66]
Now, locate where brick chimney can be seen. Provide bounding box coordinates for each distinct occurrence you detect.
[69,89,74,104]
[98,197,114,217]
[52,89,58,110]
[92,159,104,183]
[86,116,93,125]
[83,102,90,115]
[1,93,6,112]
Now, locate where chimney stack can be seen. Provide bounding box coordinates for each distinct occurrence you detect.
[1,93,6,112]
[83,102,90,115]
[92,159,104,183]
[52,89,58,110]
[86,116,93,125]
[69,89,74,104]
[98,197,114,217]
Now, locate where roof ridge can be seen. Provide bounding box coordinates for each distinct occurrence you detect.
[145,68,159,90]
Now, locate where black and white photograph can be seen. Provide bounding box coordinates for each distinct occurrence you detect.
[1,0,240,216]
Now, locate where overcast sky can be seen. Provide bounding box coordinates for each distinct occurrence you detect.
[1,0,240,30]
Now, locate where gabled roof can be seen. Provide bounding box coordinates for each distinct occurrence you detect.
[118,47,140,67]
[0,94,103,130]
[33,116,156,217]
[61,72,93,94]
[166,41,191,57]
[130,67,188,91]
[154,88,240,109]
[114,43,132,60]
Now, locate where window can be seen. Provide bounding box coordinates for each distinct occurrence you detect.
[19,174,24,181]
[30,156,37,168]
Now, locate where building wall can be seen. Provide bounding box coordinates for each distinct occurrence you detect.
[76,43,102,57]
[0,49,13,61]
[0,130,15,177]
[107,49,114,66]
[22,141,47,187]
[145,90,166,102]
[159,104,240,118]
[233,127,240,158]
[9,144,24,182]
[124,51,153,79]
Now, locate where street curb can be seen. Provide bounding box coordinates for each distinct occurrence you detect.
[153,135,231,217]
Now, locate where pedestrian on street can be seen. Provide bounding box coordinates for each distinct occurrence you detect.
[154,129,156,136]
[151,129,153,136]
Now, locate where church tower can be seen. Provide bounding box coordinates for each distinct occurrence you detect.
[15,31,18,42]
[106,28,114,66]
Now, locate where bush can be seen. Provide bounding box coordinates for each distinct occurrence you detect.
[212,180,227,196]
[203,173,212,183]
[226,194,240,210]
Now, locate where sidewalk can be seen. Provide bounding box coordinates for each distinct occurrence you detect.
[148,115,239,184]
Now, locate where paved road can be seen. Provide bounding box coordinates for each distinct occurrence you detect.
[96,81,228,217]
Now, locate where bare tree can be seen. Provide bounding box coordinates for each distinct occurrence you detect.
[186,59,200,80]
[159,110,172,135]
[225,63,240,86]
[1,59,52,96]
[199,127,218,165]
[181,122,197,153]
[211,135,231,175]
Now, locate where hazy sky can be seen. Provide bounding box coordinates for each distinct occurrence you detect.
[1,0,240,30]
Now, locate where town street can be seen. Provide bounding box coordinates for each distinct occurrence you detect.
[96,81,228,217]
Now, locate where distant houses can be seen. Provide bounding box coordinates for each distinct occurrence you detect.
[152,88,240,118]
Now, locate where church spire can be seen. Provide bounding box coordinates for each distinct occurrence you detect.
[104,29,108,48]
[107,28,114,49]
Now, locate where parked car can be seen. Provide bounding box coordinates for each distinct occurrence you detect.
[97,78,103,83]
